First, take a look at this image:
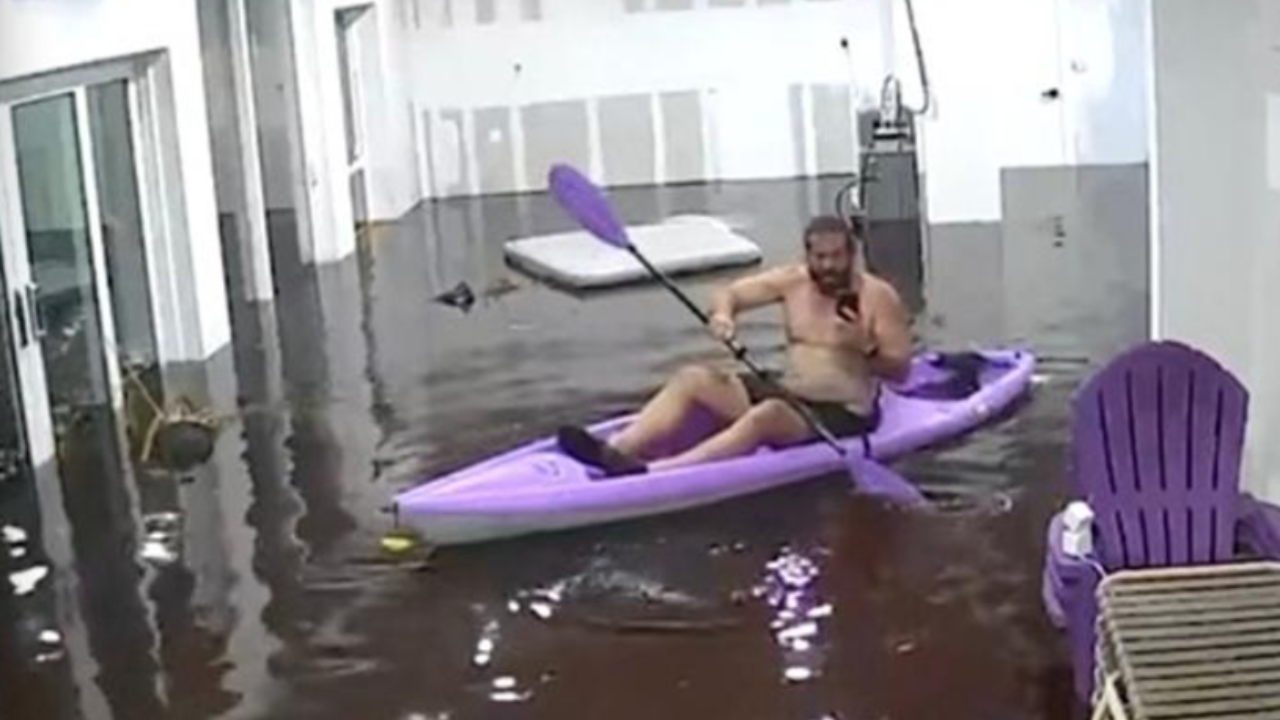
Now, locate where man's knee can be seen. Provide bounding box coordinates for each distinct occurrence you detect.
[671,364,729,392]
[742,399,802,436]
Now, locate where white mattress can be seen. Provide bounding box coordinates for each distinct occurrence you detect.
[504,215,762,289]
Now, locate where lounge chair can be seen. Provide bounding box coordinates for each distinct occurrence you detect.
[1041,340,1280,701]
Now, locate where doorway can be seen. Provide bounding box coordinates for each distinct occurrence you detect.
[336,5,375,237]
[0,74,162,481]
[0,59,187,718]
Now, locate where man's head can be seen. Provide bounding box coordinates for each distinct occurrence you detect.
[803,215,859,296]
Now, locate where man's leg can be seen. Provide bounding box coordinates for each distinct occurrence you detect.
[558,364,754,476]
[607,364,753,459]
[649,398,811,471]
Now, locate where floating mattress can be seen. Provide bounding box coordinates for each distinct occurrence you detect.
[503,215,762,289]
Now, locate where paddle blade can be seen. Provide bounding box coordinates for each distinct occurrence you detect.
[548,163,631,249]
[848,456,928,508]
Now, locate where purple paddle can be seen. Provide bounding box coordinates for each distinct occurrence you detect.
[547,163,927,508]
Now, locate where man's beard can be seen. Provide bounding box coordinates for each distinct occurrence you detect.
[809,266,852,296]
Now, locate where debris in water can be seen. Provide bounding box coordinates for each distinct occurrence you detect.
[380,534,417,554]
[149,416,217,472]
[919,488,1014,516]
[434,281,476,313]
[483,276,522,299]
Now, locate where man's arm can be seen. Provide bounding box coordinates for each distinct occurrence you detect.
[709,266,793,319]
[867,283,913,383]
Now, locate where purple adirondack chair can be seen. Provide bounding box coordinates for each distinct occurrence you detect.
[1041,340,1280,701]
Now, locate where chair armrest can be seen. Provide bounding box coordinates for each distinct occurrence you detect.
[1043,508,1106,702]
[1237,493,1280,559]
[1043,510,1104,620]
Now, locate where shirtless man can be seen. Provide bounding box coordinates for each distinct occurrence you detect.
[557,215,913,477]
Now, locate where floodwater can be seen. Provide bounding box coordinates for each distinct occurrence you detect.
[0,177,1147,719]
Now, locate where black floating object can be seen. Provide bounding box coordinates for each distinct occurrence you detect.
[434,281,476,313]
[913,351,987,400]
[154,420,217,473]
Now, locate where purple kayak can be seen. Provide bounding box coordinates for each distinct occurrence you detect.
[395,349,1036,545]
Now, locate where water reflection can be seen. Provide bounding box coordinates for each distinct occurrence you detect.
[756,547,831,684]
[139,512,182,567]
[0,176,1141,719]
[471,618,500,667]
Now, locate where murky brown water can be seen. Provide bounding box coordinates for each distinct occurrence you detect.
[0,177,1146,719]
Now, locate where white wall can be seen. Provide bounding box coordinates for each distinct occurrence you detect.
[896,0,1150,225]
[200,0,275,302]
[900,0,1066,224]
[284,0,418,263]
[408,0,891,195]
[413,0,886,106]
[0,0,230,360]
[1150,0,1280,500]
[404,0,1150,221]
[361,3,420,219]
[1058,0,1150,167]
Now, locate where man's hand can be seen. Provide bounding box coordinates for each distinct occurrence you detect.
[834,301,878,357]
[708,312,737,343]
[835,290,859,324]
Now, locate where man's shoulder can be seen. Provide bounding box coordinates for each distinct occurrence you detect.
[863,272,906,307]
[753,263,808,287]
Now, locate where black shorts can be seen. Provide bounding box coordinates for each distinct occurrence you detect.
[738,372,880,438]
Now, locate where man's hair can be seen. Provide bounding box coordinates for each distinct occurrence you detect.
[803,215,858,250]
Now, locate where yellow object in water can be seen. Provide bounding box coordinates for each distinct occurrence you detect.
[380,533,417,554]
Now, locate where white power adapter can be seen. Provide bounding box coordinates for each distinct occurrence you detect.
[1062,501,1095,558]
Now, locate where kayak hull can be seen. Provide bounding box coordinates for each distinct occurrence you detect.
[395,349,1036,545]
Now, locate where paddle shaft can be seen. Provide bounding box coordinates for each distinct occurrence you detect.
[624,245,850,457]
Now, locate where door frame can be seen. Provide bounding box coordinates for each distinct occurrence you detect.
[0,54,169,469]
[336,4,375,235]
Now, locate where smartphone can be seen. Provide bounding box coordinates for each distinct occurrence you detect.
[836,290,860,322]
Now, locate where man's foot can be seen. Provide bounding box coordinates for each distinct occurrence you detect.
[557,426,647,478]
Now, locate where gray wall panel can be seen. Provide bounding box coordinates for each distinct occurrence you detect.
[598,95,656,186]
[474,106,517,194]
[661,91,704,183]
[812,84,855,175]
[522,101,591,189]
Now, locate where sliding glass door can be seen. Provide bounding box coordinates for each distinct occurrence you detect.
[0,78,161,477]
[13,93,116,436]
